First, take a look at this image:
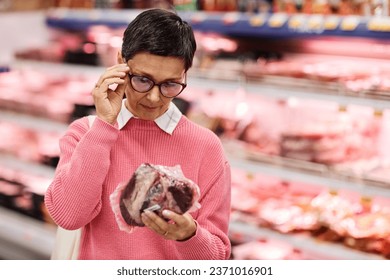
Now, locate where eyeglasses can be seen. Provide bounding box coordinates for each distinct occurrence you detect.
[128,73,187,98]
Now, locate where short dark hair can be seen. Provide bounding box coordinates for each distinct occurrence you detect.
[122,8,197,71]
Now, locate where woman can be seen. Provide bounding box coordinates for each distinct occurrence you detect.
[45,8,231,260]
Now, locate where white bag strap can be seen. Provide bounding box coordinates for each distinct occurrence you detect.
[87,115,96,127]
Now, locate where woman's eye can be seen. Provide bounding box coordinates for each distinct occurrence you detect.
[139,77,151,84]
[164,82,178,88]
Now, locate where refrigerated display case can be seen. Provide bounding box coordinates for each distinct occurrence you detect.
[1,8,390,259]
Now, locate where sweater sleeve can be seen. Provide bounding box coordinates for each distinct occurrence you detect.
[175,144,232,260]
[44,117,119,230]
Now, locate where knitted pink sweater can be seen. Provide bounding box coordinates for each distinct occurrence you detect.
[45,116,231,259]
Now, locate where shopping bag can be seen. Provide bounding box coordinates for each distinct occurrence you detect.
[51,227,81,260]
[50,115,96,260]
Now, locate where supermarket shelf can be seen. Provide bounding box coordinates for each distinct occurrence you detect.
[228,155,390,198]
[0,205,383,260]
[229,220,385,260]
[245,74,390,110]
[45,8,134,30]
[0,110,68,133]
[12,59,390,110]
[189,73,390,111]
[11,59,102,77]
[0,154,55,179]
[45,8,390,39]
[0,206,56,260]
[185,12,390,40]
[7,60,390,197]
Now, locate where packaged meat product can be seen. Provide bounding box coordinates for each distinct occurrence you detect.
[110,163,201,233]
[340,211,390,239]
[310,191,355,229]
[281,102,380,165]
[257,197,320,233]
[335,197,390,255]
[232,240,308,260]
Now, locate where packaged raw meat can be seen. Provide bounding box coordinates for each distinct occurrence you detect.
[257,197,320,233]
[311,191,354,228]
[231,240,309,260]
[110,163,201,233]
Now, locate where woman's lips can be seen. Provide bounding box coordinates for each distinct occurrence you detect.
[141,104,158,111]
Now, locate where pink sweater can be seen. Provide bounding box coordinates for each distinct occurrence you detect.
[45,116,231,260]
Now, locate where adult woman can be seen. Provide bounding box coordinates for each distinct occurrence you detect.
[45,8,231,260]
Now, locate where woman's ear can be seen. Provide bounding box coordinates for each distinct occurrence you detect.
[117,50,124,64]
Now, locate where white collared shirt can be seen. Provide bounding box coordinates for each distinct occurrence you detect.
[116,99,182,135]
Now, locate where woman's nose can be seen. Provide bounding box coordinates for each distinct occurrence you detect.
[146,85,161,102]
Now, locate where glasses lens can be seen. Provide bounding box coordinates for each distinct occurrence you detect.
[129,74,186,97]
[131,75,153,92]
[160,82,184,97]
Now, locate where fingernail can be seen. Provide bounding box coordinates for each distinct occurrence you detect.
[143,210,151,217]
[162,210,171,217]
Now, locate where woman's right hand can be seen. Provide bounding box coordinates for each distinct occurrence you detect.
[92,63,129,125]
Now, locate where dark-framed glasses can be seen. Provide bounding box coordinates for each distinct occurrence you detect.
[128,73,187,98]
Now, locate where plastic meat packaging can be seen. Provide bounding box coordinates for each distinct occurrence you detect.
[110,163,201,233]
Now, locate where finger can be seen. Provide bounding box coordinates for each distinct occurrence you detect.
[95,64,129,87]
[115,82,126,97]
[142,210,165,228]
[94,77,125,95]
[107,63,128,70]
[142,211,169,235]
[114,73,128,97]
[162,210,183,225]
[107,88,123,102]
[163,211,197,240]
[101,64,129,77]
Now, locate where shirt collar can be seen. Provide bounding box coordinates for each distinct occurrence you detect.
[117,99,182,135]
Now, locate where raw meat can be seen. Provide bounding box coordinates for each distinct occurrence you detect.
[110,163,201,233]
[232,240,309,260]
[280,104,381,165]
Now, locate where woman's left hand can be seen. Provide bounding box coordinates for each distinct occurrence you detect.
[141,210,197,241]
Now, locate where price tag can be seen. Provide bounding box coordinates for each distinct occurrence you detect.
[191,12,207,24]
[324,16,340,30]
[307,15,324,30]
[288,15,306,29]
[268,13,288,28]
[47,7,67,19]
[340,16,360,31]
[338,104,348,112]
[373,109,383,118]
[222,12,240,25]
[70,10,88,20]
[328,189,339,196]
[245,172,255,180]
[89,10,102,20]
[367,18,390,32]
[249,15,266,27]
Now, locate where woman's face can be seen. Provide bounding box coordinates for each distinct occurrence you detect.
[121,52,186,121]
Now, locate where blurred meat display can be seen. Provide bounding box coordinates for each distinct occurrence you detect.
[0,165,52,222]
[231,239,312,260]
[3,6,390,261]
[242,54,390,96]
[183,85,388,185]
[0,69,95,122]
[0,121,61,167]
[230,167,390,259]
[281,101,381,164]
